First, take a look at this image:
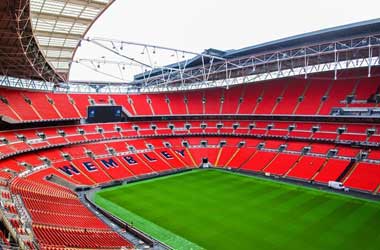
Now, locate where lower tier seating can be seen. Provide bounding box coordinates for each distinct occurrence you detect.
[1,132,380,249]
[10,171,132,249]
[34,225,130,250]
[344,163,380,192]
[286,156,327,180]
[313,159,351,183]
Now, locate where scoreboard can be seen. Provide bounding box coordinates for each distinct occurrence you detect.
[86,105,126,123]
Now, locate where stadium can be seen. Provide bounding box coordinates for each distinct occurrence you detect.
[0,0,380,249]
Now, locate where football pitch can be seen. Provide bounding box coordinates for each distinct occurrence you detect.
[94,169,380,250]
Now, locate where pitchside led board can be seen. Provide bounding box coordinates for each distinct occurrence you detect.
[86,105,125,123]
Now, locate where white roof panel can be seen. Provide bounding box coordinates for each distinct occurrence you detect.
[30,0,114,75]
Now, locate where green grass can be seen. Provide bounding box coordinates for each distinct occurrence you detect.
[94,169,380,250]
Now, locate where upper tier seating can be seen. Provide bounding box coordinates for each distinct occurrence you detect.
[2,75,379,121]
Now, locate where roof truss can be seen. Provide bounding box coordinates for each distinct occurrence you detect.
[30,0,114,76]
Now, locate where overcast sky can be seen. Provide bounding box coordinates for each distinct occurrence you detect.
[69,0,380,82]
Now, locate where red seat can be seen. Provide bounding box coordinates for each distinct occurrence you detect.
[287,156,326,180]
[344,163,380,192]
[240,151,278,172]
[314,159,350,183]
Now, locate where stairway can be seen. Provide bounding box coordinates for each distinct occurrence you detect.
[271,83,289,114]
[311,158,329,181]
[284,155,303,177]
[373,184,380,195]
[316,81,334,115]
[292,80,310,114]
[336,159,357,182]
[261,152,280,172]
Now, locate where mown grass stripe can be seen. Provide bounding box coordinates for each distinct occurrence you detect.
[95,169,380,250]
[94,194,204,250]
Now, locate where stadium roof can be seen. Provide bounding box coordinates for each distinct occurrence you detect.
[135,18,380,81]
[0,0,114,82]
[30,0,114,76]
[223,18,380,59]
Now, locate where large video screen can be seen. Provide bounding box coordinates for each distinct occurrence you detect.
[86,105,124,123]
